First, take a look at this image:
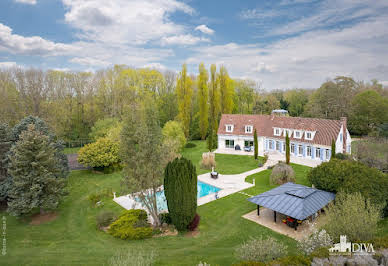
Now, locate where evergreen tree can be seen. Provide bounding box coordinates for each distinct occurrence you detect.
[254,129,258,160]
[176,64,193,138]
[0,124,12,202]
[286,132,290,164]
[197,63,209,140]
[164,157,197,231]
[331,139,336,160]
[7,125,66,216]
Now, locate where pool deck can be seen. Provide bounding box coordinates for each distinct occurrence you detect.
[113,158,278,213]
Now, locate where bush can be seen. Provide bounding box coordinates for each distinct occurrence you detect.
[298,229,333,255]
[263,154,268,164]
[271,255,311,266]
[323,192,381,242]
[334,153,350,160]
[96,211,116,228]
[369,236,388,249]
[78,137,120,171]
[200,152,216,170]
[164,157,197,232]
[188,214,200,231]
[308,159,388,217]
[309,246,330,259]
[108,209,152,240]
[162,121,186,152]
[270,162,295,185]
[185,142,196,148]
[235,237,287,263]
[159,212,172,224]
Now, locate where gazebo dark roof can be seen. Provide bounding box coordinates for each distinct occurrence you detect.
[247,182,335,220]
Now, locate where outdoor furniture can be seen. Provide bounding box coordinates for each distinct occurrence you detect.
[210,171,218,179]
[244,146,252,152]
[235,144,241,150]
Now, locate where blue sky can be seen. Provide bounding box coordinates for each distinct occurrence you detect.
[0,0,387,89]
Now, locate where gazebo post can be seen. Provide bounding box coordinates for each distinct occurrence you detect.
[274,211,276,222]
[257,205,260,216]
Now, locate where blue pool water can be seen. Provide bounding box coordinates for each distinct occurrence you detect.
[137,181,221,211]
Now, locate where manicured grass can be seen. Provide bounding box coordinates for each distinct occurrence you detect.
[182,140,262,175]
[2,169,299,266]
[63,147,81,154]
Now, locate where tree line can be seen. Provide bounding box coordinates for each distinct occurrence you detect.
[1,65,387,142]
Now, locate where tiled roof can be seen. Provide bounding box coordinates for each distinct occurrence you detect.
[218,114,343,146]
[248,182,335,220]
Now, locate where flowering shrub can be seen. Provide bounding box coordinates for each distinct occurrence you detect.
[235,237,287,263]
[298,229,333,255]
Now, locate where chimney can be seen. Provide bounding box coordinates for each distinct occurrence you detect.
[340,117,347,153]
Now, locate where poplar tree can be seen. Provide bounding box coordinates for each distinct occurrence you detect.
[176,64,193,138]
[219,66,234,114]
[164,157,197,231]
[7,125,66,216]
[197,63,209,140]
[254,129,258,160]
[286,132,290,164]
[208,64,220,150]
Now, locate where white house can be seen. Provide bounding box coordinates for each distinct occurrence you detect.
[217,112,351,162]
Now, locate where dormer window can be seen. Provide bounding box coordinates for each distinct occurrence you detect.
[226,124,234,133]
[294,130,302,139]
[283,129,292,137]
[305,131,314,140]
[274,128,282,136]
[245,125,253,133]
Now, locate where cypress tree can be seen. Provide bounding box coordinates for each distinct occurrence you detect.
[286,132,290,164]
[331,139,336,160]
[254,129,258,160]
[7,125,66,216]
[164,157,197,231]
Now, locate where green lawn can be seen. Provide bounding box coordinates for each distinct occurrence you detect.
[182,140,262,175]
[63,147,81,154]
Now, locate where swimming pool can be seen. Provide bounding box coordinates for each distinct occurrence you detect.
[137,181,221,211]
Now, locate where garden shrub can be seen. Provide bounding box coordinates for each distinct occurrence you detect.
[159,213,172,225]
[297,229,333,255]
[269,162,295,185]
[271,255,311,266]
[235,237,287,263]
[96,210,116,228]
[188,213,200,231]
[78,137,120,171]
[200,152,216,170]
[309,246,330,259]
[164,157,197,232]
[185,142,196,148]
[108,209,152,240]
[88,188,113,205]
[308,159,388,217]
[323,192,381,242]
[369,236,388,249]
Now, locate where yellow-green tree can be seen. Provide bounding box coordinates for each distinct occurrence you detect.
[219,66,234,114]
[176,64,193,138]
[197,63,209,140]
[208,64,220,149]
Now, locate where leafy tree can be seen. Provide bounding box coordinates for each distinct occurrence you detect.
[7,125,66,216]
[264,94,280,113]
[0,124,12,202]
[331,139,336,159]
[78,137,120,171]
[308,159,388,217]
[349,90,388,135]
[164,157,197,231]
[219,65,234,114]
[208,64,220,143]
[323,192,381,242]
[284,89,309,116]
[176,64,193,138]
[121,101,177,226]
[89,118,120,141]
[286,132,290,164]
[234,79,256,114]
[197,63,209,140]
[162,120,186,152]
[206,126,217,151]
[254,129,258,160]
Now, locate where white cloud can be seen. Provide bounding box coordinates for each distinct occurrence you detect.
[161,34,210,46]
[14,0,37,4]
[195,25,214,35]
[62,0,195,45]
[142,62,167,71]
[0,62,17,68]
[0,23,78,56]
[187,14,388,89]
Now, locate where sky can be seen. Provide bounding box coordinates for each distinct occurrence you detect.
[0,0,387,89]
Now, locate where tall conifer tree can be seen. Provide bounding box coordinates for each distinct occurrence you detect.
[197,63,209,140]
[176,64,193,138]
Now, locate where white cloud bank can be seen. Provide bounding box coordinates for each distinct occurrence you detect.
[14,0,37,5]
[195,25,214,35]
